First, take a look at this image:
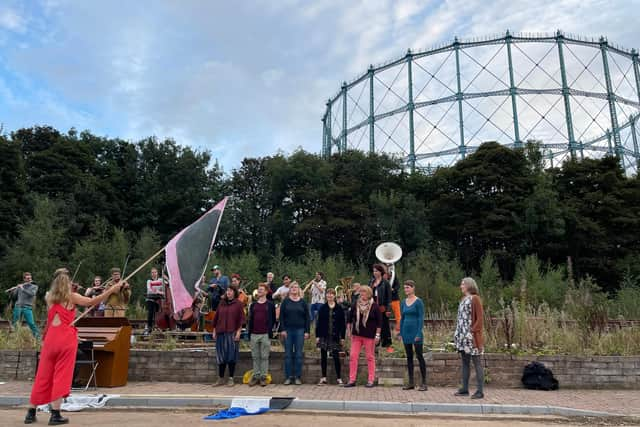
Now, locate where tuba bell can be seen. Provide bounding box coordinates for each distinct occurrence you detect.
[375,242,402,284]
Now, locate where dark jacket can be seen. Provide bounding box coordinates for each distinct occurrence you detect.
[207,283,224,311]
[348,301,382,339]
[248,299,277,339]
[316,303,346,341]
[390,277,401,301]
[370,279,391,311]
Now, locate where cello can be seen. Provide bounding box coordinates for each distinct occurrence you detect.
[155,264,176,331]
[173,276,206,331]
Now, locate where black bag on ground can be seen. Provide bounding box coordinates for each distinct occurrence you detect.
[521,361,559,390]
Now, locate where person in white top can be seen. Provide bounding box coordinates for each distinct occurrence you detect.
[309,271,327,324]
[272,275,292,301]
[144,267,165,334]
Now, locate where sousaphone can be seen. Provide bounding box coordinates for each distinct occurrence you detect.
[375,242,402,284]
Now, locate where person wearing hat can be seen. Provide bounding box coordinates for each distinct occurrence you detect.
[207,265,229,312]
[104,268,131,317]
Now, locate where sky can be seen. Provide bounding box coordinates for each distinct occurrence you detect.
[0,0,639,172]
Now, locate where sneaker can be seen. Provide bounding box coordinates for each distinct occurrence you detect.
[454,389,469,396]
[365,382,375,388]
[317,377,328,386]
[248,377,259,387]
[336,379,344,385]
[343,382,356,388]
[283,378,292,385]
[294,378,302,385]
[227,377,235,386]
[471,391,484,399]
[402,384,415,390]
[418,384,428,391]
[214,378,225,387]
[260,377,267,387]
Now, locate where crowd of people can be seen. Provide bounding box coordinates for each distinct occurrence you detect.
[205,263,485,400]
[9,264,485,424]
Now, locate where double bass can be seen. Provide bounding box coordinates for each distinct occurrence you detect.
[155,266,176,331]
[173,279,206,331]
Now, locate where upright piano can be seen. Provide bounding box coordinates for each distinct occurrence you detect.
[76,317,132,387]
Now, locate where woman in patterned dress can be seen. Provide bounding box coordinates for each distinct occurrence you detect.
[453,277,485,399]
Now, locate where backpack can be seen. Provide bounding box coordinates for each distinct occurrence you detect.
[521,361,559,390]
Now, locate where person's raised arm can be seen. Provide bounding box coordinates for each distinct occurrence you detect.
[70,283,122,307]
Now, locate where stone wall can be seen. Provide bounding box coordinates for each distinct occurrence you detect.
[2,349,638,389]
[0,350,38,381]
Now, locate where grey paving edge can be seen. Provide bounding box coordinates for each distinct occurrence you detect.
[0,395,624,418]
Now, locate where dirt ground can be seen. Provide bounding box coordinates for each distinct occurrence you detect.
[2,409,639,427]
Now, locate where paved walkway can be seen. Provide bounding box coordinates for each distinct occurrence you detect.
[1,380,638,417]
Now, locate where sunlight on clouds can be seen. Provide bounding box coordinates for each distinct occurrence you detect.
[0,0,638,169]
[0,7,26,33]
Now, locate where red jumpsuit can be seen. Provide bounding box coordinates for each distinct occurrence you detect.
[30,304,77,405]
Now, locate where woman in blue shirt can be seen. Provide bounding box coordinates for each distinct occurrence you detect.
[399,280,427,391]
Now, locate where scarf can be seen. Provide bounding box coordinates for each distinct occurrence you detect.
[355,298,372,334]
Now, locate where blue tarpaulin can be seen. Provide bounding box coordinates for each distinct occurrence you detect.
[204,407,269,420]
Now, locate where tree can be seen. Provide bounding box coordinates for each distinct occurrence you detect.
[0,136,26,255]
[1,196,67,300]
[428,142,536,277]
[555,156,640,292]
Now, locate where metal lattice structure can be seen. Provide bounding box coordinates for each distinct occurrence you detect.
[321,31,640,173]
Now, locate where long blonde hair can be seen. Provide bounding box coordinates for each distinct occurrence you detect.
[46,268,72,306]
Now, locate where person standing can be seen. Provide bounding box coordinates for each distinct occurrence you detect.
[344,285,381,388]
[272,275,292,301]
[315,288,345,385]
[265,272,276,300]
[144,268,165,335]
[370,264,393,352]
[247,283,276,387]
[386,266,402,334]
[279,282,310,385]
[212,287,245,386]
[399,280,427,391]
[84,276,105,317]
[308,272,327,325]
[210,265,230,291]
[453,277,485,399]
[207,275,224,313]
[23,268,123,425]
[104,268,131,317]
[230,274,248,308]
[10,272,40,339]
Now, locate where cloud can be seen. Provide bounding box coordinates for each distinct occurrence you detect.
[0,7,26,33]
[0,0,638,171]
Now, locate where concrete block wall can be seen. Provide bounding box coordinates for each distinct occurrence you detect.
[1,349,638,389]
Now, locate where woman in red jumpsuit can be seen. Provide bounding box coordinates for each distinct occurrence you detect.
[24,268,123,425]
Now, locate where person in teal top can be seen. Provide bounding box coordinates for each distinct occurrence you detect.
[399,280,427,391]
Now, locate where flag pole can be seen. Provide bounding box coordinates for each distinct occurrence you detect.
[72,246,166,325]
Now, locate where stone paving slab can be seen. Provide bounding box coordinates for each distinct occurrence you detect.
[1,380,638,417]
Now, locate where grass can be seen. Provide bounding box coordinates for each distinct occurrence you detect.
[0,325,40,350]
[2,304,640,356]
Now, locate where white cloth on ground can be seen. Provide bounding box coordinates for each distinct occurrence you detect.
[37,394,119,412]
